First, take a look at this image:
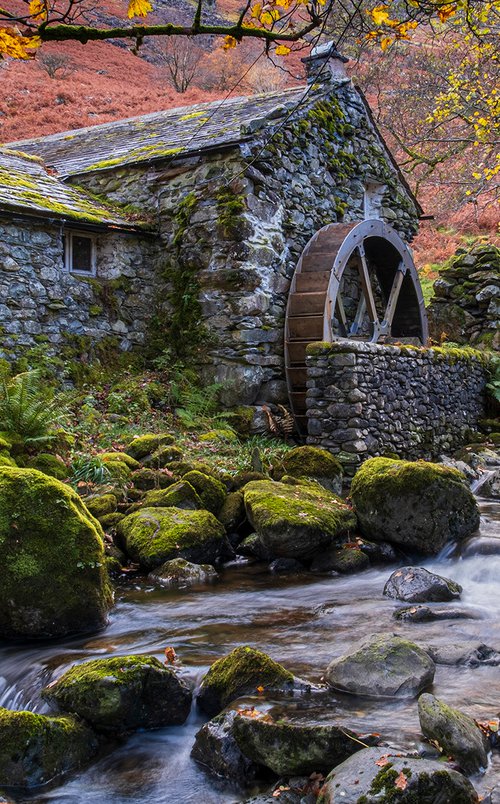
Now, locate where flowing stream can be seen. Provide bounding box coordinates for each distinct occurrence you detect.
[1,483,499,803]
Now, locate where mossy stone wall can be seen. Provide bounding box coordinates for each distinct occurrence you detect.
[306,340,489,475]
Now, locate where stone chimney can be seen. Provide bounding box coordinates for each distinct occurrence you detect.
[302,41,349,83]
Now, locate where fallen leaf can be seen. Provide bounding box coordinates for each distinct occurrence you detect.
[376,756,390,766]
[164,646,176,664]
[394,771,408,790]
[256,685,265,693]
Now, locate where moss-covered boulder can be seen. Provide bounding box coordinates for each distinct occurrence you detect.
[0,467,112,639]
[130,468,176,491]
[182,470,226,514]
[148,558,217,587]
[310,545,370,574]
[142,445,183,468]
[143,481,203,510]
[0,707,98,788]
[125,433,175,461]
[197,646,297,717]
[85,493,118,519]
[277,446,343,493]
[317,747,479,803]
[100,452,141,470]
[218,491,246,532]
[232,712,368,776]
[27,453,67,481]
[230,471,267,490]
[42,655,192,734]
[102,460,132,484]
[117,507,227,570]
[0,453,15,468]
[418,693,489,774]
[244,480,356,559]
[100,512,126,532]
[351,458,479,555]
[325,635,435,698]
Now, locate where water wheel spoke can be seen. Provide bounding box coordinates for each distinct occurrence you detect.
[381,263,405,334]
[349,295,366,336]
[334,292,348,336]
[357,245,379,329]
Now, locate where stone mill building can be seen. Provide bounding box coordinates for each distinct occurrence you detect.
[0,43,487,465]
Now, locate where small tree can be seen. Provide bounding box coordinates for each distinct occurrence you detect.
[156,37,205,93]
[38,53,74,80]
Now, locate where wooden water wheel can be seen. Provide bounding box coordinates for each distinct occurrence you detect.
[285,219,428,433]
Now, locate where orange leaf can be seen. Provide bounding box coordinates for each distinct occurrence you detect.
[375,755,390,766]
[395,771,408,790]
[256,685,265,693]
[164,646,176,664]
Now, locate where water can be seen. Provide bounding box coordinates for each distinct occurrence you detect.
[1,486,499,803]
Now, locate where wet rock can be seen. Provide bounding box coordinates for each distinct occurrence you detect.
[237,533,270,560]
[357,538,398,564]
[316,747,479,803]
[384,566,462,603]
[42,655,192,733]
[182,470,227,514]
[244,480,356,560]
[325,635,435,698]
[117,507,228,570]
[0,467,112,640]
[218,491,246,531]
[423,642,500,667]
[418,693,489,774]
[242,778,317,804]
[148,557,218,587]
[232,712,371,776]
[197,646,302,717]
[311,545,369,574]
[476,469,500,498]
[0,707,98,788]
[393,606,475,623]
[269,558,305,574]
[276,446,343,494]
[191,710,260,781]
[351,457,479,555]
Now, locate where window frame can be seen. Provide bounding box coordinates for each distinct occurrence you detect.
[64,231,97,276]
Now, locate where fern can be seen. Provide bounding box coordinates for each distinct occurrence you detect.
[0,370,64,444]
[175,382,234,430]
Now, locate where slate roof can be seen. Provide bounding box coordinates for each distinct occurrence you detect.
[0,148,149,230]
[9,86,312,178]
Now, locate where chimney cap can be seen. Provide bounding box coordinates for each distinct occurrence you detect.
[301,41,349,66]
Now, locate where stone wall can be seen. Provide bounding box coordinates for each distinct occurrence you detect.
[0,215,162,359]
[306,340,488,475]
[71,79,420,405]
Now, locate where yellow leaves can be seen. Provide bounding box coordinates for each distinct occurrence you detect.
[251,3,263,18]
[438,3,457,23]
[261,9,280,24]
[371,5,390,25]
[0,27,40,59]
[380,36,392,51]
[127,0,153,19]
[29,0,47,22]
[275,44,291,55]
[223,35,238,50]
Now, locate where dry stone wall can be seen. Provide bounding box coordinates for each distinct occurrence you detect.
[306,340,488,476]
[0,215,161,359]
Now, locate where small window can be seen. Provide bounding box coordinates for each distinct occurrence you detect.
[64,232,96,274]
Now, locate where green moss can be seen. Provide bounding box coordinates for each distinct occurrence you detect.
[142,445,183,468]
[117,506,226,569]
[0,467,112,639]
[126,433,175,461]
[218,490,245,530]
[143,480,202,510]
[85,493,118,518]
[100,452,140,470]
[182,470,226,514]
[351,457,464,503]
[0,706,98,788]
[279,446,343,480]
[27,453,67,480]
[102,460,132,484]
[216,188,246,236]
[198,646,294,715]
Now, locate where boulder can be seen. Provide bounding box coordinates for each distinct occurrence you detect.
[232,712,368,776]
[191,710,260,781]
[143,481,203,510]
[384,566,462,603]
[316,747,478,803]
[394,606,474,623]
[85,492,118,518]
[424,642,500,667]
[182,470,226,514]
[277,446,343,494]
[0,467,112,640]
[197,646,299,716]
[142,446,183,468]
[237,533,271,561]
[244,480,356,560]
[311,545,369,574]
[125,433,175,461]
[42,655,191,733]
[130,468,176,491]
[0,707,98,788]
[117,507,227,570]
[100,452,141,470]
[218,491,246,532]
[27,453,68,480]
[351,458,479,555]
[148,558,217,587]
[418,693,489,774]
[325,635,435,698]
[269,558,305,574]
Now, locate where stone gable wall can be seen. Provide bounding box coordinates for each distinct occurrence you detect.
[0,215,162,359]
[306,340,488,476]
[70,80,419,404]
